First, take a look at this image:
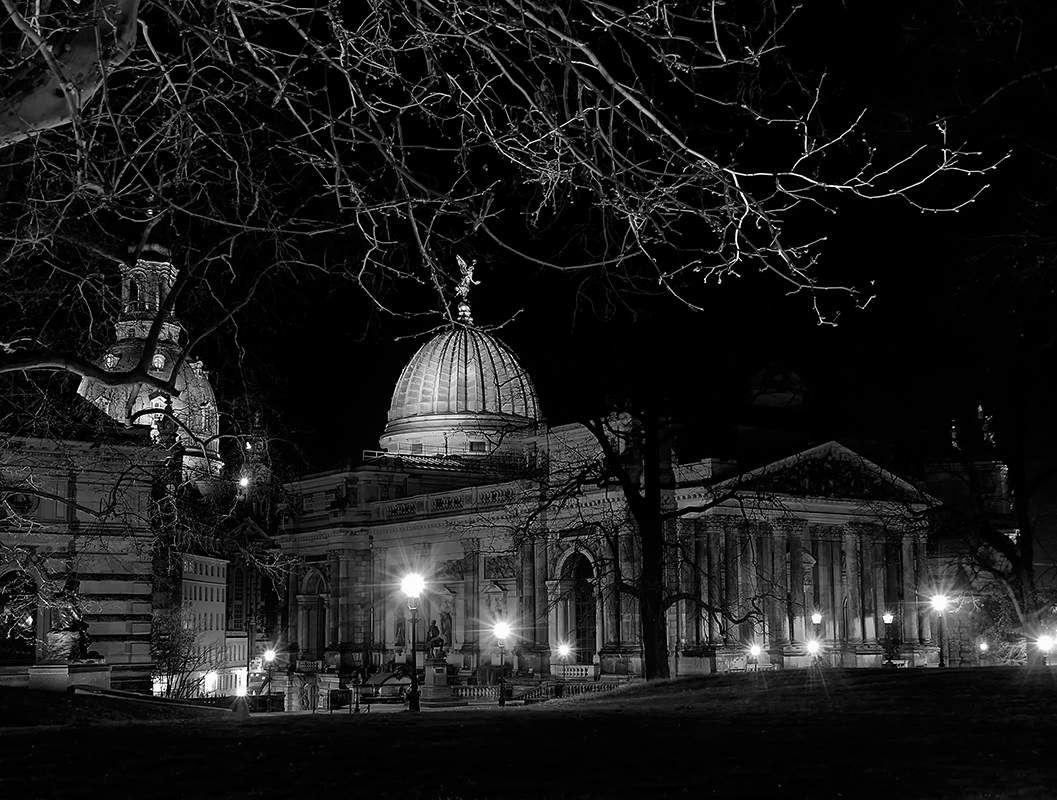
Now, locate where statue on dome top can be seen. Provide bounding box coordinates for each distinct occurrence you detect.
[454,255,479,324]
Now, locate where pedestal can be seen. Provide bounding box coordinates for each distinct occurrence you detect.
[421,656,466,707]
[29,661,112,692]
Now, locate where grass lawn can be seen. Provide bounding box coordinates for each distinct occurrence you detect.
[2,667,1056,799]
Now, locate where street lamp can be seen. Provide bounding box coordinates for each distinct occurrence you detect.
[748,643,761,671]
[495,621,510,707]
[882,611,895,667]
[806,640,820,658]
[931,595,949,668]
[264,648,275,712]
[401,573,424,712]
[1039,634,1055,666]
[557,643,571,681]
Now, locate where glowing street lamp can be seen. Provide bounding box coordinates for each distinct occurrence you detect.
[495,621,510,707]
[931,595,949,668]
[264,648,276,712]
[806,640,820,657]
[557,643,571,681]
[882,611,896,667]
[1039,634,1055,665]
[748,643,762,671]
[401,573,424,712]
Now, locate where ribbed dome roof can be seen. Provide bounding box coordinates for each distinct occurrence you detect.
[387,327,540,423]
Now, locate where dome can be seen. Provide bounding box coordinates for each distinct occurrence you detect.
[77,342,221,455]
[380,325,541,456]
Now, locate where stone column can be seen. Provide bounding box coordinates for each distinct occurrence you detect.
[693,521,708,647]
[757,533,774,646]
[771,526,789,646]
[603,561,621,647]
[518,540,537,649]
[900,535,920,644]
[723,520,740,645]
[324,552,338,647]
[372,547,387,654]
[534,536,550,653]
[916,536,933,642]
[462,539,480,663]
[843,530,863,644]
[860,537,878,642]
[336,551,351,645]
[788,524,807,643]
[829,535,845,643]
[817,536,833,641]
[872,542,887,644]
[707,522,722,644]
[286,570,299,650]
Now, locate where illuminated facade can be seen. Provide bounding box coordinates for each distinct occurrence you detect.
[276,302,940,704]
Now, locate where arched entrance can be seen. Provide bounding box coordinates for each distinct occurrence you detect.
[562,554,597,665]
[299,571,328,659]
[0,571,38,664]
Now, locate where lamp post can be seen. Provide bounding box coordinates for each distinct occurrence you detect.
[264,648,275,712]
[556,643,570,698]
[811,611,823,639]
[881,612,895,667]
[401,573,424,712]
[931,595,949,668]
[495,621,510,707]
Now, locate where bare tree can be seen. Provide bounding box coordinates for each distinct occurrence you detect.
[0,1,1000,408]
[151,606,227,699]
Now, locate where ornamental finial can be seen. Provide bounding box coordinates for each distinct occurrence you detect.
[455,255,479,324]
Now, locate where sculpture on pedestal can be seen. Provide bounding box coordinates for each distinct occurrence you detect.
[44,577,92,661]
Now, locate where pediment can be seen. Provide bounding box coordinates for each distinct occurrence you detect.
[717,441,929,505]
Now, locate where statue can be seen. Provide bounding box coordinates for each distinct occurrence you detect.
[426,619,444,657]
[44,576,92,661]
[454,256,480,324]
[440,611,452,650]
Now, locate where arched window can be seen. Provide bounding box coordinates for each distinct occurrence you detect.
[562,554,597,664]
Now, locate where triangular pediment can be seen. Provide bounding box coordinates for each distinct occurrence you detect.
[714,441,930,505]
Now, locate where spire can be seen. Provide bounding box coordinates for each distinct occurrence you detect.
[454,255,479,325]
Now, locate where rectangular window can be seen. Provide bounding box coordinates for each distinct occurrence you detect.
[469,441,486,453]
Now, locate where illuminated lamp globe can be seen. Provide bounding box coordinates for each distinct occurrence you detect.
[930,595,949,612]
[1039,634,1055,653]
[264,649,275,663]
[401,573,425,600]
[494,621,511,640]
[557,644,571,658]
[882,612,895,625]
[749,644,762,657]
[806,640,820,655]
[811,612,822,625]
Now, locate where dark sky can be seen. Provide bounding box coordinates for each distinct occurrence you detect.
[211,1,1053,476]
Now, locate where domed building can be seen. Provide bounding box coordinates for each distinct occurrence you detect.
[77,242,223,491]
[274,292,940,710]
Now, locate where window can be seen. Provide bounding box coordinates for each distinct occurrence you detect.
[410,443,423,454]
[469,441,486,453]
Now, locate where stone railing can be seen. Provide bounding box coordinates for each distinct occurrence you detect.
[451,685,499,700]
[377,482,524,522]
[553,664,595,680]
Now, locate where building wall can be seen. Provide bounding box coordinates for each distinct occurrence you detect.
[0,432,162,691]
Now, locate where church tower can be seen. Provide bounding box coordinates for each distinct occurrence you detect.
[77,238,224,492]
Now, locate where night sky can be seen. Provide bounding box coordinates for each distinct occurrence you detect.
[195,2,1054,478]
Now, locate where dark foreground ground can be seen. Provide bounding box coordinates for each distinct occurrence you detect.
[2,667,1056,800]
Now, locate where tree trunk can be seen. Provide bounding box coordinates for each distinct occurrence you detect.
[638,410,671,680]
